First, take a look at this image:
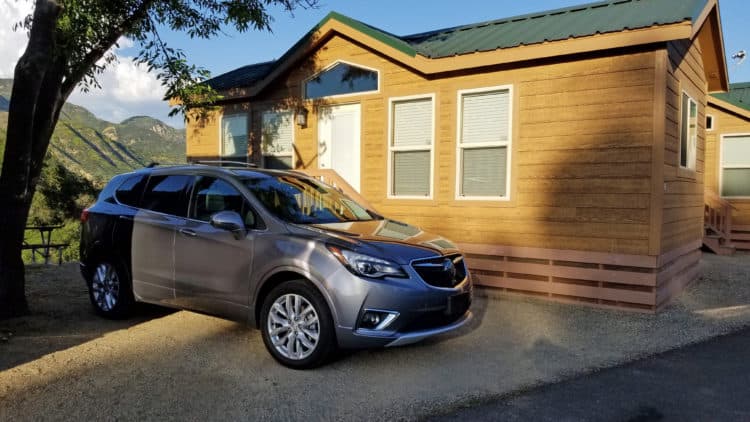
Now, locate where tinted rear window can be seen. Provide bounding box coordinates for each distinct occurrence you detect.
[114,174,148,207]
[140,175,193,217]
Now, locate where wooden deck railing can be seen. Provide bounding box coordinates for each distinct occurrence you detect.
[704,189,735,249]
[296,168,378,212]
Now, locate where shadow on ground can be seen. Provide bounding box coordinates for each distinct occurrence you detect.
[0,263,173,371]
[0,254,748,421]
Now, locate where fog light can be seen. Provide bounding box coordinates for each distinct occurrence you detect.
[359,310,398,330]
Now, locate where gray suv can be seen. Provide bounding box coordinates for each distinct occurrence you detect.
[80,164,473,368]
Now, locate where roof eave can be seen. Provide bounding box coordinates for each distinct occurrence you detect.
[692,0,729,93]
[708,96,750,120]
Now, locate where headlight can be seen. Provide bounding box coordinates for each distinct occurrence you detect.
[327,245,407,278]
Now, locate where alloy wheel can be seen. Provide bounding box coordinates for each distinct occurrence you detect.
[92,263,120,312]
[267,293,320,360]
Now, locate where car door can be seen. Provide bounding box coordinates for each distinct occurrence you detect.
[173,175,256,319]
[131,173,192,304]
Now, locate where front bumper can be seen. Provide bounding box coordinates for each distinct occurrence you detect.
[328,268,474,349]
[385,311,473,347]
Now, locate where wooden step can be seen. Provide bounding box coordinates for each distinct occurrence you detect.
[703,235,736,256]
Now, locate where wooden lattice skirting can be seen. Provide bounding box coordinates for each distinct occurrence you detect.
[459,240,702,313]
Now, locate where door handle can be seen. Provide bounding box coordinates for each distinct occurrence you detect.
[179,228,197,237]
[118,215,134,221]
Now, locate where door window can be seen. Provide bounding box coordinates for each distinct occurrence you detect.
[140,174,193,217]
[190,176,257,227]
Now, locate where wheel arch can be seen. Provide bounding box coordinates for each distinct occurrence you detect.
[252,267,338,328]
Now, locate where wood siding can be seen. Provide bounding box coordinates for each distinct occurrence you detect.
[661,39,707,254]
[188,35,662,256]
[705,104,750,227]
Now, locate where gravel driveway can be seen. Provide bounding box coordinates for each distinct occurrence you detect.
[1,253,749,421]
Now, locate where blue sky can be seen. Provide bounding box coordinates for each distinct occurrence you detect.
[2,0,749,127]
[152,0,750,82]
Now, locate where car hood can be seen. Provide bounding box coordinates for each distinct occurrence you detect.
[307,219,460,264]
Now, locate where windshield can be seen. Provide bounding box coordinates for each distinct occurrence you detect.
[242,173,377,224]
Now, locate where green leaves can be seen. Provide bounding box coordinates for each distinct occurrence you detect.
[14,0,318,118]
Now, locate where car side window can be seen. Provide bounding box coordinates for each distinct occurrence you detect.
[114,174,148,207]
[190,176,257,228]
[140,174,193,217]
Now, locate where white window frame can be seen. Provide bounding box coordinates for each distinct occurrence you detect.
[455,85,513,201]
[719,133,750,199]
[386,94,435,200]
[219,113,249,160]
[261,110,295,169]
[302,60,380,100]
[679,91,698,171]
[706,114,715,131]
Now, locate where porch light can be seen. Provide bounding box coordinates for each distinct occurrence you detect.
[296,107,308,127]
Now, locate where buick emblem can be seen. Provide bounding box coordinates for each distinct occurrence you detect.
[442,258,456,280]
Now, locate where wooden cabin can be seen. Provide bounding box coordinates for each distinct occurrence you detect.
[185,0,730,312]
[705,83,750,253]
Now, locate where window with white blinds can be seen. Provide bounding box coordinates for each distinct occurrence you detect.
[262,111,294,169]
[457,87,512,199]
[721,135,750,197]
[221,115,248,158]
[389,96,433,198]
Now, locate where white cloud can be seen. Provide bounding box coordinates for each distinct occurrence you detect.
[0,0,33,78]
[69,51,183,127]
[0,2,182,128]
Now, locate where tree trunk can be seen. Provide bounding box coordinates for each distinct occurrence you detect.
[0,0,62,319]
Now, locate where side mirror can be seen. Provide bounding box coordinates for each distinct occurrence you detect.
[209,211,246,240]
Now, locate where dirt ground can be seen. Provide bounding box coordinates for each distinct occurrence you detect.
[0,264,172,371]
[0,253,749,421]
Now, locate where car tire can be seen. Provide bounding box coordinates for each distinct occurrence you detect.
[86,259,134,319]
[260,279,337,369]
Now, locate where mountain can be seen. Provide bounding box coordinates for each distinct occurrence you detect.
[0,78,185,184]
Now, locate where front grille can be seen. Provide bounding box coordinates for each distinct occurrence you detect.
[400,293,471,332]
[411,254,467,288]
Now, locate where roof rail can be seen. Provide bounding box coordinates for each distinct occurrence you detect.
[144,162,195,168]
[194,160,258,168]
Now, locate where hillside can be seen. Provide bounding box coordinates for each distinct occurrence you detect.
[0,78,185,184]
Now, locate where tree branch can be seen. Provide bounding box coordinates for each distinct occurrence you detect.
[60,0,157,99]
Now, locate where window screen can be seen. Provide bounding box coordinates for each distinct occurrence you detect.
[262,111,294,170]
[222,115,248,158]
[458,89,511,198]
[721,135,750,197]
[390,98,433,197]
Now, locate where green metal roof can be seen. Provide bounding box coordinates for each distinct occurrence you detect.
[207,61,276,91]
[206,0,710,90]
[711,83,750,112]
[403,0,708,58]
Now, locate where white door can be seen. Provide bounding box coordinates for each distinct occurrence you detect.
[318,104,361,192]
